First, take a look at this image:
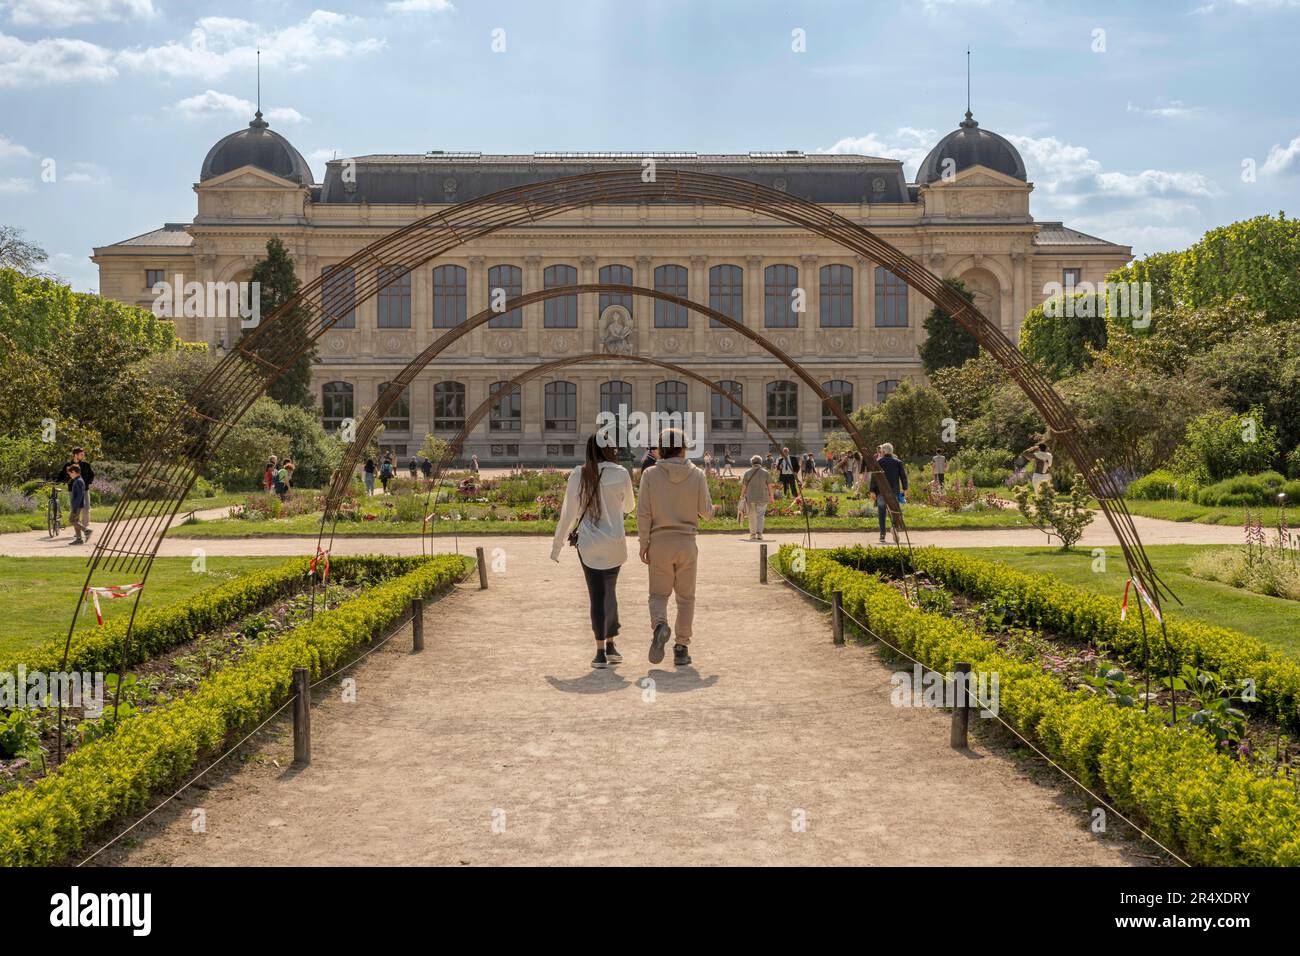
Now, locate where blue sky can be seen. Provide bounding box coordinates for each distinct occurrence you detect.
[1,0,1297,291]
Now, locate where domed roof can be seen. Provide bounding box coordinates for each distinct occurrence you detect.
[200,112,314,185]
[915,111,1026,185]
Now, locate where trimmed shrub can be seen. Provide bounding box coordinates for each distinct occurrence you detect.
[1125,469,1183,501]
[1193,472,1294,507]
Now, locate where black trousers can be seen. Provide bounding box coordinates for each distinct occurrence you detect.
[780,473,798,496]
[580,558,621,641]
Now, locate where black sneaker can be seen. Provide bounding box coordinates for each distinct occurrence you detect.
[591,648,608,669]
[71,537,84,546]
[673,644,692,666]
[649,622,672,664]
[84,528,93,539]
[878,535,886,544]
[604,641,623,664]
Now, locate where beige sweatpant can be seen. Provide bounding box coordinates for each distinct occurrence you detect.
[647,532,698,644]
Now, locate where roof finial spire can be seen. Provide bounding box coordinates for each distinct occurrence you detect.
[250,49,268,129]
[960,46,978,128]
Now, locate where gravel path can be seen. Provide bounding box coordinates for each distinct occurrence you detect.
[91,534,1155,867]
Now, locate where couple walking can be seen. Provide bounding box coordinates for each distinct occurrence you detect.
[550,428,714,670]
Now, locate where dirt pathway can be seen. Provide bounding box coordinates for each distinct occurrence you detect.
[94,535,1149,867]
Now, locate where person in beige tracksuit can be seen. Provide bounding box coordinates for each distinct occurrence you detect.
[637,428,714,666]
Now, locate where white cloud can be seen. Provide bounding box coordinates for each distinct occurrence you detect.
[2,0,155,28]
[1261,134,1300,175]
[309,147,346,162]
[1125,100,1200,119]
[386,0,454,12]
[170,89,306,124]
[1008,133,1216,204]
[117,10,384,81]
[0,176,34,193]
[61,161,109,185]
[1194,0,1300,13]
[0,134,35,160]
[0,31,117,86]
[819,127,937,179]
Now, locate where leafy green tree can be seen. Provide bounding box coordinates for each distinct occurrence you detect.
[1187,324,1300,461]
[1019,293,1108,380]
[928,352,1005,429]
[243,237,317,410]
[1014,474,1094,551]
[239,397,341,487]
[917,278,979,376]
[851,382,950,458]
[0,226,48,276]
[1169,407,1278,483]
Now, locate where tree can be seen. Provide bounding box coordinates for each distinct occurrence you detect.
[243,237,317,410]
[1188,323,1300,462]
[851,382,950,458]
[240,397,341,487]
[1014,475,1094,551]
[1169,408,1278,483]
[917,278,979,376]
[929,352,1005,427]
[0,226,47,276]
[1019,293,1108,380]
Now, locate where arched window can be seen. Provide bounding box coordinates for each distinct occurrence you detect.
[543,264,578,328]
[600,380,632,417]
[433,381,466,431]
[876,379,900,403]
[655,380,688,415]
[432,264,466,329]
[711,380,743,431]
[488,381,521,432]
[378,381,411,432]
[764,264,799,328]
[321,381,353,432]
[821,380,853,430]
[654,264,689,328]
[599,264,633,317]
[376,266,411,328]
[544,381,578,432]
[487,264,522,328]
[321,265,355,329]
[874,267,909,327]
[766,380,798,431]
[820,264,854,328]
[709,264,743,328]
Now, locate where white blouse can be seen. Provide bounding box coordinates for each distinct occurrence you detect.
[550,461,637,569]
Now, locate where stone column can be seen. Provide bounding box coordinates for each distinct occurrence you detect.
[800,254,819,356]
[690,255,708,355]
[580,255,597,353]
[524,256,541,356]
[745,255,763,357]
[468,256,485,356]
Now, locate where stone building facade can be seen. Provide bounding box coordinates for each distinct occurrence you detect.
[92,109,1131,463]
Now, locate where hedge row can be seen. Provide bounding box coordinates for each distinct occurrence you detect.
[0,552,472,867]
[776,546,1300,866]
[824,545,1300,731]
[2,554,434,676]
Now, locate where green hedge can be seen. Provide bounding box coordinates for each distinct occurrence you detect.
[1,554,432,676]
[775,546,1300,866]
[825,545,1300,731]
[0,552,471,866]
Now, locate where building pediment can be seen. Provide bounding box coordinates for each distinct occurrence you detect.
[196,165,309,191]
[921,165,1032,190]
[195,164,310,224]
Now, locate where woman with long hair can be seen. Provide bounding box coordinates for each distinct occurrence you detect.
[551,434,636,668]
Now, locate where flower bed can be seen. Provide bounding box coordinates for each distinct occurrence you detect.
[0,552,472,866]
[774,545,1300,866]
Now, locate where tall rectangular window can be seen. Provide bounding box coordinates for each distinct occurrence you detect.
[654,264,689,328]
[544,264,578,328]
[820,264,854,327]
[599,264,633,317]
[432,264,466,328]
[709,264,743,329]
[321,265,356,329]
[1063,268,1083,290]
[377,266,412,329]
[874,267,908,328]
[487,264,522,328]
[764,264,799,328]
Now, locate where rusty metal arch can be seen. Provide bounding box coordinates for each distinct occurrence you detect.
[328,351,799,556]
[316,284,874,547]
[69,167,1176,744]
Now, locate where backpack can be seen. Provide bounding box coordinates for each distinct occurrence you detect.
[380,462,394,479]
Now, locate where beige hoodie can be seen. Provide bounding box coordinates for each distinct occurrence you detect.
[636,456,714,549]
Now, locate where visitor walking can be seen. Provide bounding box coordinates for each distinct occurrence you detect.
[275,460,295,502]
[873,443,907,544]
[637,427,714,667]
[363,457,377,497]
[931,449,948,487]
[551,434,637,669]
[722,451,736,478]
[67,464,88,545]
[58,447,95,540]
[470,453,480,475]
[408,457,418,479]
[379,455,395,494]
[739,454,774,541]
[420,457,433,480]
[1022,441,1054,489]
[263,455,279,493]
[775,447,799,498]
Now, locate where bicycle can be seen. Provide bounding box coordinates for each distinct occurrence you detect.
[47,482,63,538]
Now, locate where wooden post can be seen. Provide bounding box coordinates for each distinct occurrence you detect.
[476,546,488,590]
[831,590,844,645]
[411,598,424,652]
[759,543,768,583]
[293,667,311,765]
[950,661,971,750]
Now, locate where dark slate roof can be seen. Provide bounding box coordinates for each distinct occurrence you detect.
[1033,222,1118,247]
[104,223,194,248]
[316,152,913,205]
[200,112,314,185]
[916,112,1027,185]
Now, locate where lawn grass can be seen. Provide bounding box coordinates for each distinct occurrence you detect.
[1118,498,1251,525]
[171,502,1030,538]
[0,556,290,656]
[954,544,1300,659]
[0,490,251,535]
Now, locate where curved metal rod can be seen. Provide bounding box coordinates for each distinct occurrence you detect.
[75,167,1171,696]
